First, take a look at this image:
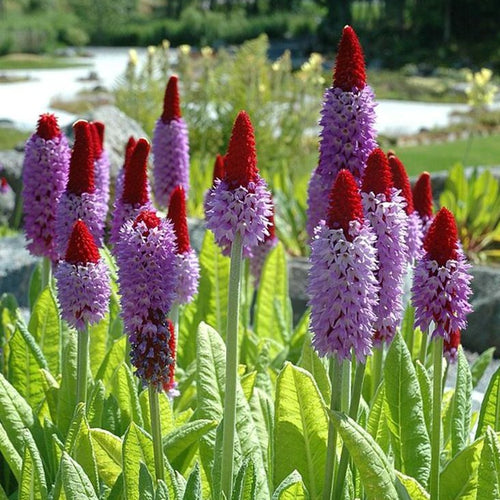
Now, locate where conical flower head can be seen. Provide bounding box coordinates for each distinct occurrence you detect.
[413,171,434,225]
[161,75,182,123]
[212,153,225,182]
[308,170,379,361]
[327,169,364,240]
[22,113,70,261]
[205,111,273,258]
[152,76,190,208]
[90,120,110,210]
[55,120,107,255]
[412,207,473,340]
[114,136,137,202]
[168,185,200,304]
[362,148,393,199]
[224,111,258,188]
[55,219,110,330]
[333,25,366,91]
[90,121,103,160]
[111,138,153,245]
[115,209,178,391]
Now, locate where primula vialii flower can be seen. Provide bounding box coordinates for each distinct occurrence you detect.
[55,120,107,255]
[388,152,423,259]
[306,25,377,238]
[115,136,137,203]
[90,121,110,210]
[444,329,461,363]
[111,138,153,245]
[55,219,110,330]
[361,149,408,345]
[308,169,379,362]
[168,185,200,305]
[412,207,473,341]
[152,75,190,208]
[212,153,225,183]
[23,113,70,261]
[115,210,177,392]
[412,171,434,235]
[205,111,273,258]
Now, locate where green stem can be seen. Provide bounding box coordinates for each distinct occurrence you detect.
[148,386,165,482]
[41,257,52,291]
[371,346,383,401]
[334,360,366,500]
[76,324,89,405]
[341,359,351,413]
[419,330,428,366]
[323,357,343,500]
[430,337,444,500]
[221,233,243,499]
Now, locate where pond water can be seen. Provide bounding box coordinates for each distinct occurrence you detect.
[0,46,470,136]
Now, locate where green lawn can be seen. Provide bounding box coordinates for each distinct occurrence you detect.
[394,133,500,176]
[0,54,89,70]
[0,127,29,149]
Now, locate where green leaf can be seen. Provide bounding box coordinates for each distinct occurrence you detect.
[249,387,274,474]
[367,383,390,454]
[451,347,472,456]
[271,470,307,499]
[60,451,98,500]
[28,287,61,375]
[298,338,330,404]
[140,389,175,436]
[155,480,170,500]
[28,261,42,311]
[232,458,256,500]
[111,362,143,430]
[274,362,328,499]
[88,313,111,378]
[163,419,217,471]
[415,361,432,437]
[0,421,22,480]
[19,431,48,500]
[183,462,202,500]
[254,242,290,343]
[477,427,500,499]
[89,428,123,488]
[57,329,78,437]
[383,332,430,486]
[440,435,485,499]
[95,335,128,389]
[471,347,496,389]
[329,411,399,500]
[394,472,429,499]
[139,462,155,500]
[123,422,155,500]
[476,364,500,438]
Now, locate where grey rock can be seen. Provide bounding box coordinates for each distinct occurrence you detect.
[0,149,24,226]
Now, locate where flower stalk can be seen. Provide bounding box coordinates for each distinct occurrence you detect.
[149,386,165,482]
[430,336,444,500]
[76,323,89,405]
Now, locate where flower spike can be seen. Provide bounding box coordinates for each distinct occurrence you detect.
[413,171,434,219]
[361,148,393,199]
[161,75,182,122]
[36,113,60,140]
[333,25,366,91]
[423,207,458,266]
[67,120,95,195]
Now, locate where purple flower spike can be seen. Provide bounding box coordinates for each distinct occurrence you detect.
[152,75,190,208]
[90,121,111,211]
[23,113,70,261]
[115,210,178,391]
[168,185,200,304]
[55,120,107,256]
[55,220,110,330]
[306,26,377,238]
[205,111,273,258]
[412,208,473,341]
[308,169,379,362]
[361,149,408,345]
[110,138,153,245]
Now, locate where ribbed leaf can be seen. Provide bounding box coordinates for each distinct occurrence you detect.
[90,428,122,488]
[19,431,47,500]
[232,458,256,500]
[329,411,399,500]
[477,427,500,499]
[271,470,307,499]
[249,387,274,474]
[415,361,432,437]
[57,329,78,436]
[298,339,330,404]
[0,421,22,480]
[274,362,328,499]
[383,332,430,486]
[367,383,390,454]
[471,347,495,389]
[395,472,429,499]
[28,287,60,375]
[95,335,128,388]
[451,347,472,456]
[60,451,98,500]
[140,389,175,436]
[254,242,290,342]
[88,313,110,378]
[476,365,500,438]
[111,362,143,430]
[139,462,155,500]
[183,462,202,500]
[123,422,155,500]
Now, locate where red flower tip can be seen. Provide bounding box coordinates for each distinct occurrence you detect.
[444,329,461,354]
[90,121,105,158]
[224,111,258,188]
[412,171,433,218]
[164,319,176,393]
[327,169,364,239]
[424,207,458,265]
[212,153,226,182]
[133,210,161,231]
[124,136,137,168]
[122,138,150,205]
[362,148,393,198]
[333,25,366,91]
[36,113,60,140]
[167,185,190,254]
[65,219,100,264]
[388,153,414,214]
[1,177,8,192]
[67,120,95,195]
[265,210,276,241]
[161,75,182,122]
